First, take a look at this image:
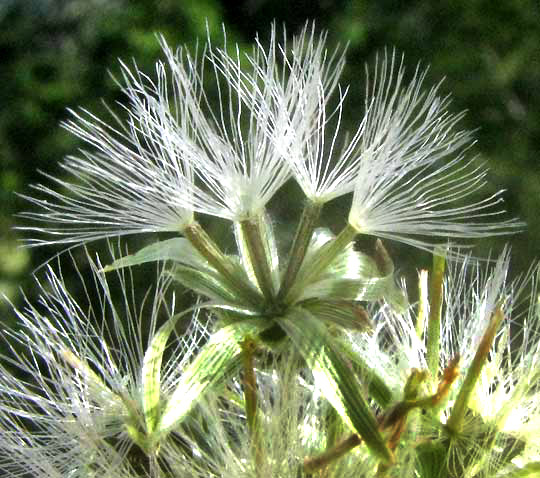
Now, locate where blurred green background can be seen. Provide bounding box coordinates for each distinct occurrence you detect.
[1,0,539,321]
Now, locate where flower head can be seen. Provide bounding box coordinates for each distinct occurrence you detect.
[0,248,210,477]
[20,24,521,256]
[348,250,540,475]
[267,23,358,203]
[347,52,522,254]
[6,20,539,478]
[20,29,292,246]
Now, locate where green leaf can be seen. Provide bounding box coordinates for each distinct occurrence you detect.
[277,309,394,464]
[101,238,204,272]
[60,348,119,406]
[301,299,373,332]
[157,319,270,436]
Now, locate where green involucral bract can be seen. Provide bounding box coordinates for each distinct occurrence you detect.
[278,309,394,464]
[157,320,272,436]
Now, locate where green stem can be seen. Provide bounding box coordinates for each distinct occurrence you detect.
[426,251,446,383]
[446,306,504,433]
[183,222,261,307]
[183,221,235,279]
[276,200,322,303]
[239,218,276,302]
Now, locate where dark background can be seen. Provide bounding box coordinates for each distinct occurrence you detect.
[1,0,539,320]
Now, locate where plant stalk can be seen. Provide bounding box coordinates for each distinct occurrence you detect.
[304,433,362,473]
[239,218,276,302]
[427,251,446,383]
[286,223,357,303]
[416,269,429,338]
[276,200,322,303]
[241,338,263,469]
[446,306,504,433]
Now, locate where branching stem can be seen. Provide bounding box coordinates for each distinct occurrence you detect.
[304,433,362,473]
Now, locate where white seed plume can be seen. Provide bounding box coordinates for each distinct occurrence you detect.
[169,30,291,220]
[348,250,540,473]
[442,252,540,435]
[19,25,522,252]
[20,65,197,245]
[348,51,523,254]
[268,23,363,203]
[0,249,210,477]
[20,28,293,246]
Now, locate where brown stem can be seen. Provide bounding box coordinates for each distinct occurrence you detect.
[241,338,258,436]
[241,338,263,469]
[303,434,362,473]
